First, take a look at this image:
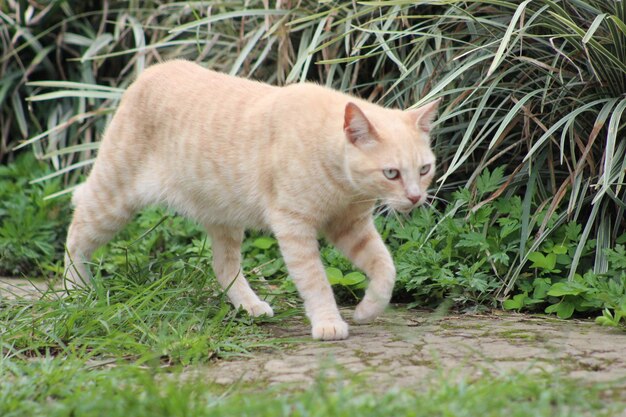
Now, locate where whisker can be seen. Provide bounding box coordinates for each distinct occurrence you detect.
[391,208,406,228]
[350,198,380,205]
[373,205,388,217]
[427,195,449,204]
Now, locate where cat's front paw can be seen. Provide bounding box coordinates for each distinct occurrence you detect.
[353,298,386,324]
[242,300,274,318]
[311,319,349,340]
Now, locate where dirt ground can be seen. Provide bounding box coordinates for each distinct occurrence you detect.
[3,277,626,392]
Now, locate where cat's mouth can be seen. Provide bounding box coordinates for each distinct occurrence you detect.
[387,197,429,214]
[386,202,416,214]
[397,206,415,214]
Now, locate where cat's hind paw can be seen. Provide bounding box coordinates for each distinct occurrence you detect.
[353,299,386,324]
[311,319,349,340]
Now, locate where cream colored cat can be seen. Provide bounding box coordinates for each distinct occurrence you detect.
[64,60,439,341]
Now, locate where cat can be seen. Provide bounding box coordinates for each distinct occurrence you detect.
[64,60,440,341]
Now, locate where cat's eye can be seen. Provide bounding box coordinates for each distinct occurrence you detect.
[420,164,432,176]
[383,168,400,180]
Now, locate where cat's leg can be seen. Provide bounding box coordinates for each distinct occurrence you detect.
[272,218,348,340]
[64,181,136,290]
[325,216,396,324]
[207,225,273,317]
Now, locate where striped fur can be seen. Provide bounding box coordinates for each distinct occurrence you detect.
[64,60,439,340]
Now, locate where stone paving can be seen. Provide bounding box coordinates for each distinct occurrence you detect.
[0,277,53,300]
[199,309,626,390]
[3,277,626,392]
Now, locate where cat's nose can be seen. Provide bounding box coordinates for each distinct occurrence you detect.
[407,194,421,205]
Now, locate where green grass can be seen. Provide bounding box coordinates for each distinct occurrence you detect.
[1,357,624,417]
[0,212,292,365]
[1,276,283,363]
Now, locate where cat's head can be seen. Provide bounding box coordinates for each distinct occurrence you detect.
[343,99,440,213]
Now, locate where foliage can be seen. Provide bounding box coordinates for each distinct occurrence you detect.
[0,153,69,276]
[383,167,626,323]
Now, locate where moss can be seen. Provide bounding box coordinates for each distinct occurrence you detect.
[496,329,546,342]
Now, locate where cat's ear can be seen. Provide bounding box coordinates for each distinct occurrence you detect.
[407,98,441,133]
[344,102,378,146]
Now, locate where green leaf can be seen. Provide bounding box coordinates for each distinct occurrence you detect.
[489,252,510,266]
[326,267,343,285]
[605,245,626,269]
[532,278,551,300]
[564,223,582,242]
[596,308,619,326]
[81,33,113,62]
[476,167,505,196]
[325,269,367,288]
[498,218,520,239]
[342,271,366,286]
[595,315,618,327]
[252,237,277,250]
[503,293,527,310]
[170,9,289,34]
[547,282,587,297]
[546,300,576,319]
[551,244,568,255]
[555,254,571,266]
[556,301,576,319]
[487,0,532,77]
[527,252,557,271]
[27,90,122,102]
[456,232,489,251]
[11,91,28,139]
